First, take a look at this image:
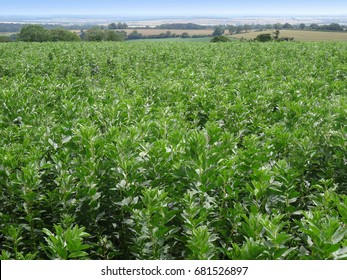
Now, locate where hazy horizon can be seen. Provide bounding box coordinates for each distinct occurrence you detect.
[1,0,347,17]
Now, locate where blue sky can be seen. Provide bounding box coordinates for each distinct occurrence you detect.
[0,0,347,16]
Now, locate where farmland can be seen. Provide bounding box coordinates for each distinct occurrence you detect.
[124,28,213,36]
[0,41,347,260]
[231,29,347,41]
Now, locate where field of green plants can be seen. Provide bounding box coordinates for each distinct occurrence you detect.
[0,41,347,260]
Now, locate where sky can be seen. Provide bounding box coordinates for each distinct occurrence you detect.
[0,0,347,16]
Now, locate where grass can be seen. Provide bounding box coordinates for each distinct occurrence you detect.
[231,29,347,41]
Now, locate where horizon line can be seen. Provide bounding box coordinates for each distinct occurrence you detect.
[1,14,347,17]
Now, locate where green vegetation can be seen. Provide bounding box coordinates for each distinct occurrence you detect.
[18,25,80,42]
[255,33,273,42]
[0,36,11,42]
[1,41,347,260]
[212,26,225,36]
[108,22,128,30]
[210,35,231,42]
[81,27,126,42]
[253,30,294,42]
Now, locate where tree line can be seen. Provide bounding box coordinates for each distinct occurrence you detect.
[3,25,126,42]
[126,30,207,40]
[1,24,208,42]
[224,22,345,34]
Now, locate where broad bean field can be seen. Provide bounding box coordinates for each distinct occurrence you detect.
[0,41,346,259]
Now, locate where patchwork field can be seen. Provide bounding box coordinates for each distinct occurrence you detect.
[118,28,213,36]
[231,29,347,41]
[0,41,347,260]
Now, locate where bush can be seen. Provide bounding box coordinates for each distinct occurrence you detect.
[127,30,143,40]
[0,36,11,43]
[105,30,126,41]
[255,33,273,42]
[181,32,191,38]
[210,35,231,42]
[49,28,80,42]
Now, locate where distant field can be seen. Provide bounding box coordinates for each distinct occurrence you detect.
[72,28,213,36]
[123,28,213,36]
[231,29,347,41]
[127,37,212,42]
[0,32,14,36]
[66,28,214,39]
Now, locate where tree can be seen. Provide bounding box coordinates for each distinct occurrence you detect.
[80,30,87,40]
[309,23,319,30]
[49,28,80,41]
[108,23,117,29]
[85,27,105,41]
[118,22,128,29]
[108,22,128,29]
[105,30,125,41]
[18,25,50,42]
[212,26,224,36]
[283,23,293,29]
[244,25,252,32]
[127,30,143,40]
[236,25,244,34]
[181,32,190,38]
[327,23,343,31]
[274,23,283,30]
[299,23,306,30]
[265,24,274,30]
[273,29,280,40]
[228,25,236,34]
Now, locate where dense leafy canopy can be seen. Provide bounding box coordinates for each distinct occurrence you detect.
[0,41,347,260]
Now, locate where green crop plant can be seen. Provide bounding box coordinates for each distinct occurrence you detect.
[0,41,346,259]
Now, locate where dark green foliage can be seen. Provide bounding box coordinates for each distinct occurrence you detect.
[0,41,347,260]
[181,32,191,38]
[255,33,273,42]
[18,25,81,42]
[0,36,11,42]
[85,27,105,41]
[212,26,225,36]
[105,30,126,41]
[254,30,294,42]
[210,35,231,42]
[18,25,50,42]
[49,28,81,42]
[127,30,143,40]
[283,23,293,29]
[108,22,128,29]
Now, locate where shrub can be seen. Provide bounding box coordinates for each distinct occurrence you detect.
[210,35,231,42]
[255,33,273,42]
